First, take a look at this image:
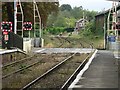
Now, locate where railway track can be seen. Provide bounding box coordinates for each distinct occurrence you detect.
[2,54,46,78]
[2,55,34,68]
[2,53,70,78]
[55,36,93,48]
[56,36,76,48]
[2,50,27,65]
[2,36,95,89]
[21,52,91,89]
[2,53,72,88]
[55,36,64,47]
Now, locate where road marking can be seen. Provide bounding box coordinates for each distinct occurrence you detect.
[0,49,18,55]
[34,48,94,54]
[35,49,45,53]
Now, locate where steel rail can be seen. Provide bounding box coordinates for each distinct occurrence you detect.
[21,53,76,90]
[60,52,93,90]
[2,55,34,68]
[2,59,41,79]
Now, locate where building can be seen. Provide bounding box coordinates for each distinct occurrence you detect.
[95,1,120,49]
[74,18,88,31]
[95,4,120,36]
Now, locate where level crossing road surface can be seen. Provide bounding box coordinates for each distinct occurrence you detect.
[33,48,94,54]
[0,49,25,55]
[69,50,119,90]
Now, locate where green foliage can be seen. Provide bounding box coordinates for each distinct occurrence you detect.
[47,10,76,28]
[37,2,59,28]
[60,4,72,11]
[2,2,59,29]
[71,6,83,19]
[85,20,96,33]
[79,20,104,39]
[47,4,98,29]
[46,27,65,35]
[54,14,67,27]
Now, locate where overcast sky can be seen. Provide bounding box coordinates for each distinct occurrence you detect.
[59,0,113,12]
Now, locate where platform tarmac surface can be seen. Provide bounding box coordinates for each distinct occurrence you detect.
[70,50,119,90]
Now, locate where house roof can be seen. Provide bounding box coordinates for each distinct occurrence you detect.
[76,18,88,23]
[107,0,120,2]
[95,4,120,17]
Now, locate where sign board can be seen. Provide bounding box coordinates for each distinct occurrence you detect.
[1,21,12,32]
[4,35,9,41]
[23,22,32,30]
[108,35,116,42]
[3,31,8,35]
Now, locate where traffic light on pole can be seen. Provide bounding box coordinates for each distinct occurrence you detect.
[1,21,12,32]
[1,21,12,46]
[23,22,32,30]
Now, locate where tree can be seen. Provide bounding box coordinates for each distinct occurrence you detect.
[71,6,83,19]
[60,4,72,11]
[84,10,97,22]
[85,20,96,34]
[47,13,57,27]
[54,14,67,27]
[2,2,14,31]
[37,2,59,29]
[2,2,59,30]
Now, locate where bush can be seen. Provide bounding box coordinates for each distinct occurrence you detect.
[46,27,65,35]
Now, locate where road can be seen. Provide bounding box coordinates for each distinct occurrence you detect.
[33,48,94,54]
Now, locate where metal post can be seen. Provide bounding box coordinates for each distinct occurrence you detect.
[33,0,42,47]
[29,30,30,39]
[104,14,106,49]
[14,0,17,34]
[33,1,36,38]
[33,0,42,38]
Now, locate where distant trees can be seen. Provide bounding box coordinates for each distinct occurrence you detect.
[71,6,83,19]
[2,2,59,29]
[37,2,59,28]
[60,4,72,11]
[2,3,14,22]
[2,2,98,35]
[47,4,98,29]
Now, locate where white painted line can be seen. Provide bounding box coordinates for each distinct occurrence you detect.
[0,49,18,55]
[114,56,120,59]
[69,49,98,89]
[35,49,45,53]
[72,85,84,88]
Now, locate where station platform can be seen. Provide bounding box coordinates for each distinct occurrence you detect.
[69,50,119,90]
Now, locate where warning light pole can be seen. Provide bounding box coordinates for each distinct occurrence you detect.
[14,0,17,34]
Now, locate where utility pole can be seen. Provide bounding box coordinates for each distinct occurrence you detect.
[103,8,106,49]
[14,0,17,34]
[33,0,41,38]
[14,0,24,37]
[33,0,44,47]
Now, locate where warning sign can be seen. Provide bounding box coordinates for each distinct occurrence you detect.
[4,35,9,41]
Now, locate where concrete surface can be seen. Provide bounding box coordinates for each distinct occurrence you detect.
[33,48,94,54]
[70,50,118,89]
